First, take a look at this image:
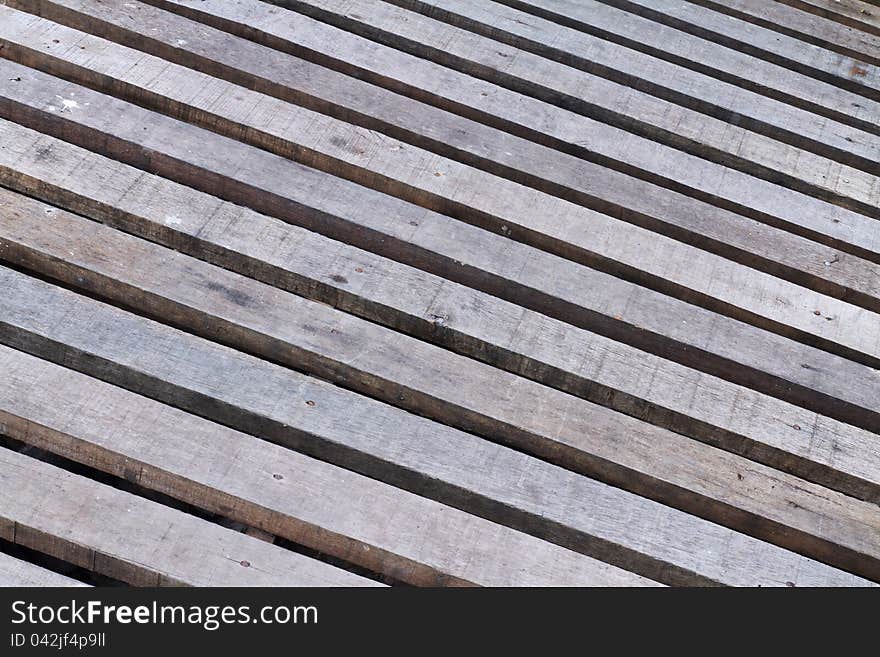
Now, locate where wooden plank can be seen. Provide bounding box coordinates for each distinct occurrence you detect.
[138,0,880,224]
[304,0,880,141]
[0,271,872,587]
[2,243,880,585]
[688,0,880,67]
[4,121,880,508]
[488,0,880,111]
[775,0,880,37]
[599,0,880,95]
[0,552,88,587]
[608,0,880,95]
[1,71,879,435]
[0,447,378,587]
[2,0,874,591]
[148,1,880,209]
[3,20,880,368]
[9,1,880,283]
[0,346,644,587]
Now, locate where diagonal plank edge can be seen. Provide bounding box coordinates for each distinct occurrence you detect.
[1,217,880,582]
[0,448,380,587]
[8,0,880,276]
[1,119,878,507]
[0,270,874,586]
[0,0,875,589]
[1,68,879,435]
[0,345,650,587]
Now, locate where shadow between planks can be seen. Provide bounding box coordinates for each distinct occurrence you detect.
[0,0,877,587]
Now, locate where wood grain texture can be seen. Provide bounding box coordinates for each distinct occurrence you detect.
[0,266,872,586]
[0,447,378,587]
[0,552,88,587]
[146,0,880,207]
[341,0,880,141]
[774,0,880,37]
[1,67,878,437]
[688,0,880,66]
[594,0,880,96]
[0,0,875,588]
[152,0,880,240]
[3,15,880,368]
[0,345,644,587]
[2,120,879,508]
[9,0,880,282]
[489,0,880,112]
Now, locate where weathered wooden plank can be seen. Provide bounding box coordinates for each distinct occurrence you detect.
[7,186,880,572]
[775,0,880,37]
[137,0,880,225]
[2,70,879,433]
[0,269,872,587]
[5,0,880,579]
[0,346,644,587]
[10,0,880,282]
[488,0,880,112]
[690,0,880,67]
[4,121,880,507]
[599,0,880,95]
[3,231,880,586]
[4,21,880,370]
[0,447,377,587]
[0,552,88,587]
[0,77,876,428]
[159,2,880,208]
[307,0,880,141]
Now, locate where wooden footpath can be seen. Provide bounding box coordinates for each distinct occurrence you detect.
[0,0,876,586]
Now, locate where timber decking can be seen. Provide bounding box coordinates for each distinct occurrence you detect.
[0,0,876,587]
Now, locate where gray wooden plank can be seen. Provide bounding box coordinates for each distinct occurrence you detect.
[3,20,879,370]
[488,0,880,112]
[7,188,880,580]
[8,186,880,576]
[0,552,88,587]
[4,120,880,507]
[0,269,872,587]
[591,0,880,96]
[0,346,645,587]
[2,67,879,434]
[139,0,880,225]
[149,0,857,211]
[775,0,880,37]
[10,0,880,281]
[316,0,880,141]
[688,0,880,67]
[0,447,378,587]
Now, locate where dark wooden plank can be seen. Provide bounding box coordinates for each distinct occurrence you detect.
[0,447,378,587]
[0,346,645,587]
[0,267,872,587]
[4,120,880,507]
[688,0,880,67]
[9,0,880,285]
[0,552,88,587]
[591,0,880,96]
